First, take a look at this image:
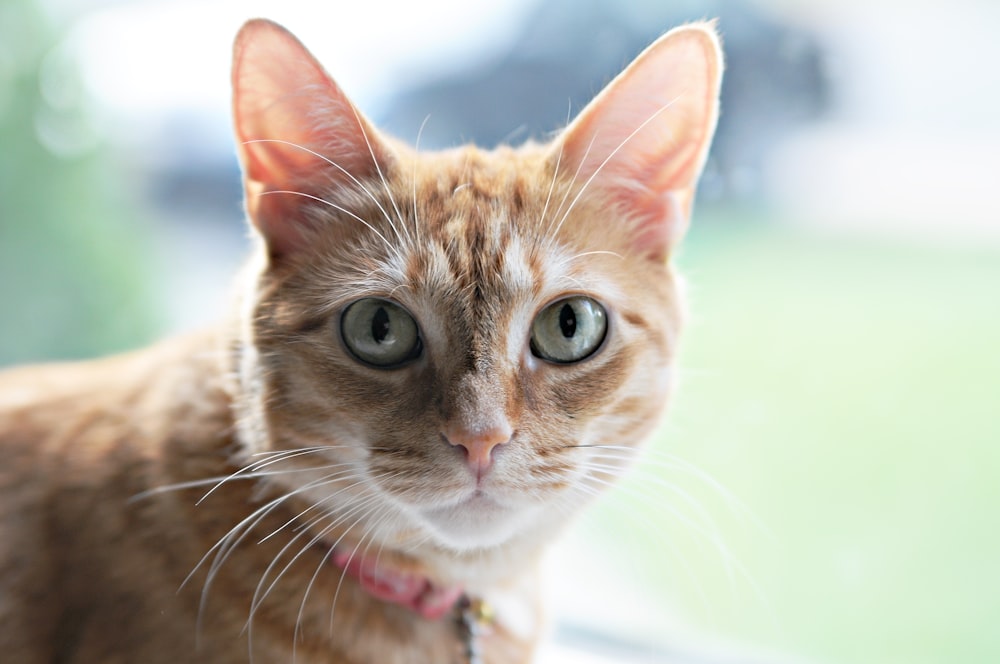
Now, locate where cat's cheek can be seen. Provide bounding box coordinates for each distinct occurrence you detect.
[646,364,675,407]
[620,364,676,447]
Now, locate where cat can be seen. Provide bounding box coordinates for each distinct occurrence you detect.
[0,17,722,664]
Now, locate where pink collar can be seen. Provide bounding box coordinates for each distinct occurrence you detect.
[331,548,464,620]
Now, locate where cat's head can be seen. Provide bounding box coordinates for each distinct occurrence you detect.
[228,19,721,556]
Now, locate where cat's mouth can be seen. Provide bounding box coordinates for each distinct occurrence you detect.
[418,490,537,550]
[429,488,505,517]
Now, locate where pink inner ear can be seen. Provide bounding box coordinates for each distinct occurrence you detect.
[557,26,722,262]
[616,188,690,262]
[231,19,392,258]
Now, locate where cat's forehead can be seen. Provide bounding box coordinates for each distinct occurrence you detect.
[303,144,629,321]
[396,148,619,302]
[411,145,553,229]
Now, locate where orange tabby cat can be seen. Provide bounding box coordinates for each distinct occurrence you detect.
[0,18,721,664]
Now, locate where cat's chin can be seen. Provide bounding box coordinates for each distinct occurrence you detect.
[419,491,541,552]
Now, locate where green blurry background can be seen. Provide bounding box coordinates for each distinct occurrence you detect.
[2,1,997,663]
[597,218,1000,663]
[0,0,158,364]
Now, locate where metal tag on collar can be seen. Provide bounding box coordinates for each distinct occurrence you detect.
[455,594,494,664]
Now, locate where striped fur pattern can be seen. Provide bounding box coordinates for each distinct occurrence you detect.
[0,18,722,664]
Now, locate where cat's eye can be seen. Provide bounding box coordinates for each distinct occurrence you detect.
[530,296,608,364]
[340,298,422,368]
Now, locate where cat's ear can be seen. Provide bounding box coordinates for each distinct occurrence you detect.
[232,19,394,259]
[555,23,722,262]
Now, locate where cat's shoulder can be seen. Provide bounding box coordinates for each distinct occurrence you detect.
[2,329,209,401]
[0,329,230,460]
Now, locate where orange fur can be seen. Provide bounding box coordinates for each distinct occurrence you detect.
[0,19,722,663]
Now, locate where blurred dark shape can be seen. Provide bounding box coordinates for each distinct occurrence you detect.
[143,0,829,230]
[377,0,830,203]
[140,112,244,222]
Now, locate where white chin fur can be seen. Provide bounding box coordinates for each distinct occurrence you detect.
[420,497,539,551]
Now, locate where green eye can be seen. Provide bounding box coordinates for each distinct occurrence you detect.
[340,298,422,368]
[530,296,607,364]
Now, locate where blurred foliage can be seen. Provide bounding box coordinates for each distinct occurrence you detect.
[0,0,157,366]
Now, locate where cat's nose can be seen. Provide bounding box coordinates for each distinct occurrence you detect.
[443,422,512,480]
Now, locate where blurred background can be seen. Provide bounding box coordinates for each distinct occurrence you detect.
[2,0,998,662]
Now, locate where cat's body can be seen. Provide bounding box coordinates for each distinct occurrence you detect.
[0,330,535,663]
[0,19,722,664]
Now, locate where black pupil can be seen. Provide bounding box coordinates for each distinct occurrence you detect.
[558,303,577,338]
[372,307,390,344]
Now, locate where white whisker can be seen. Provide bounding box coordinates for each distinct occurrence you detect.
[545,99,682,247]
[249,487,386,633]
[243,138,408,249]
[187,466,371,633]
[538,130,565,241]
[587,444,765,532]
[566,443,773,621]
[564,475,715,616]
[412,114,432,246]
[324,501,397,636]
[247,469,404,633]
[345,107,410,248]
[543,132,596,244]
[258,190,402,263]
[566,249,625,263]
[256,470,366,544]
[322,503,396,638]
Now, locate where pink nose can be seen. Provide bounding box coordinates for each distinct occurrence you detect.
[443,423,512,479]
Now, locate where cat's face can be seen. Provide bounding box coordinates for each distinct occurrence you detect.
[240,146,682,551]
[230,20,721,556]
